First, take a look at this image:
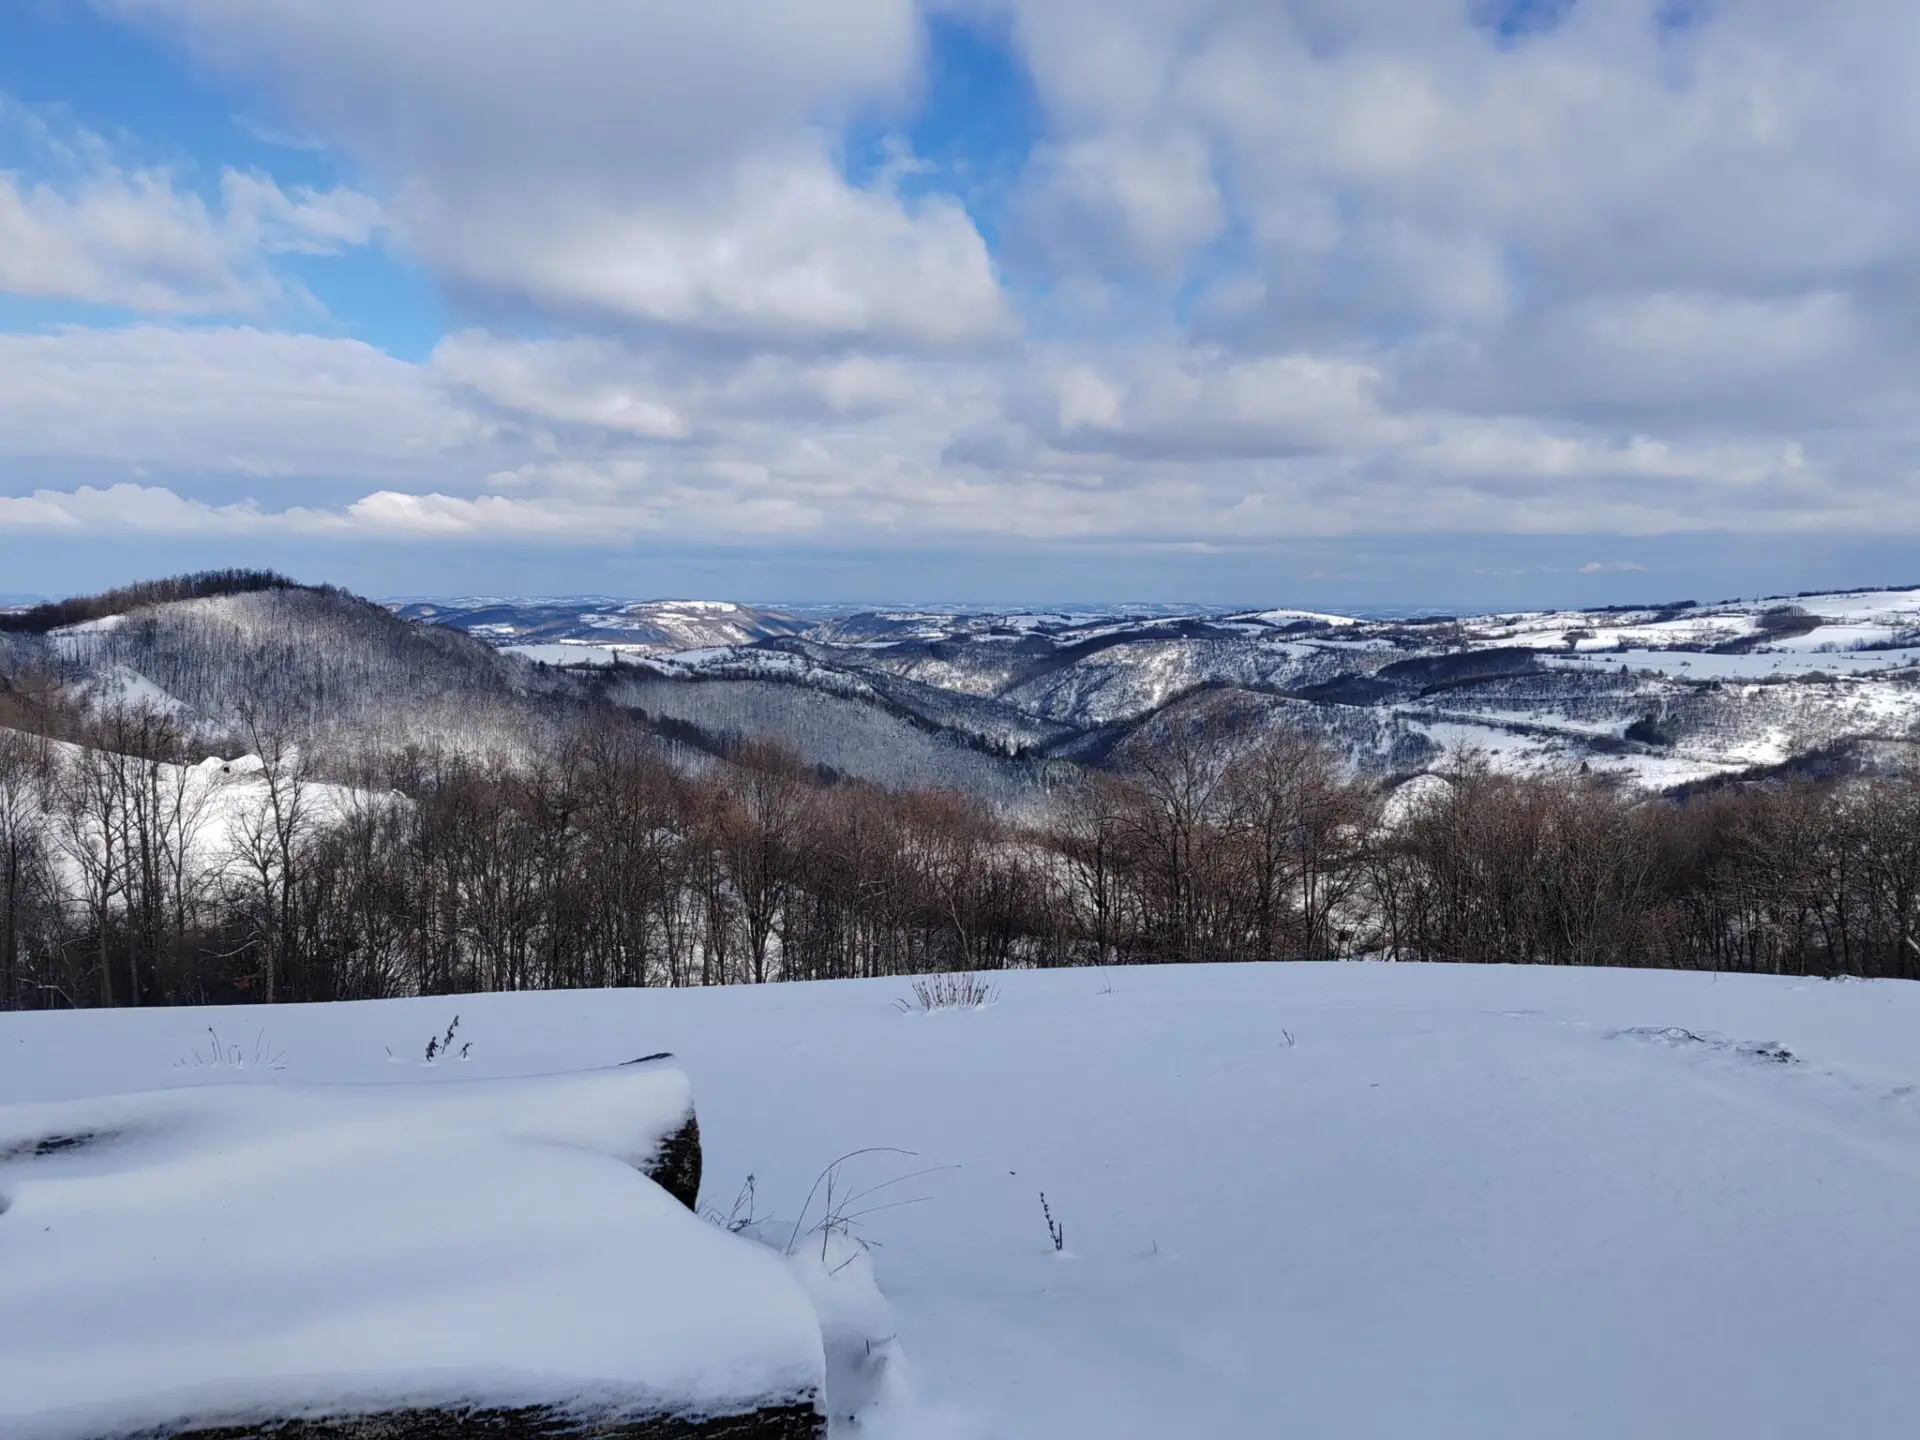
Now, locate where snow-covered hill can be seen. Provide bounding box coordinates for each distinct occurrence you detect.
[394,596,809,658]
[16,578,1920,797]
[7,962,1920,1438]
[423,587,1920,790]
[4,584,573,765]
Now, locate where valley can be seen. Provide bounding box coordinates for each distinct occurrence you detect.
[410,586,1920,794]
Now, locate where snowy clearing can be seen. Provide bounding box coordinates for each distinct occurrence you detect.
[1548,647,1920,679]
[503,642,635,666]
[6,964,1920,1437]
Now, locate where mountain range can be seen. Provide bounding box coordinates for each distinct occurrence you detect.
[7,576,1919,796]
[402,587,1920,793]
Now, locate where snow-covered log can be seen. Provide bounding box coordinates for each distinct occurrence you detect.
[0,1068,822,1440]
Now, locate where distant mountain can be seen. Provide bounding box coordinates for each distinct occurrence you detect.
[388,597,810,660]
[7,574,1920,796]
[0,576,568,768]
[409,586,1920,792]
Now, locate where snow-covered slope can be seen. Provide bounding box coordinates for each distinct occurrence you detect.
[29,741,394,902]
[606,672,1047,801]
[397,597,809,656]
[470,587,1920,790]
[2,586,584,769]
[6,963,1920,1438]
[22,580,1920,797]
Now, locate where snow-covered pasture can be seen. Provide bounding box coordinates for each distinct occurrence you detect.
[1549,648,1920,680]
[6,963,1920,1438]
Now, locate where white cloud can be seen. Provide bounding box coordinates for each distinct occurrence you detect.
[418,142,1012,345]
[219,171,382,256]
[0,483,333,534]
[433,334,692,440]
[1018,130,1223,274]
[0,102,380,314]
[108,0,919,183]
[0,326,480,474]
[998,0,1920,422]
[0,320,1909,549]
[19,1,1920,560]
[107,0,1009,346]
[0,165,255,313]
[1031,348,1402,458]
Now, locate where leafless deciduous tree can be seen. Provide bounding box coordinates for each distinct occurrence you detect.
[16,693,1920,1012]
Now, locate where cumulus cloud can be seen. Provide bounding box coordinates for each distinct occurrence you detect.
[106,0,919,182]
[0,483,343,534]
[106,0,1009,346]
[418,143,1012,345]
[1001,0,1920,415]
[0,318,1908,550]
[1030,349,1402,458]
[0,326,480,475]
[433,334,693,440]
[1017,129,1223,275]
[0,103,380,314]
[12,0,1920,564]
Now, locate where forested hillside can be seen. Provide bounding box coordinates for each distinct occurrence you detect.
[6,574,1920,1011]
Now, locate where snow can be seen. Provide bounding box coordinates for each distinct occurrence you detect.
[1785,587,1920,622]
[28,740,391,907]
[647,648,870,693]
[504,642,632,666]
[1244,607,1360,628]
[372,585,1920,792]
[1465,607,1762,652]
[1403,716,1736,788]
[1549,648,1920,679]
[46,615,127,636]
[1378,772,1451,825]
[69,662,194,720]
[1767,624,1907,652]
[0,1065,822,1440]
[405,598,800,655]
[8,963,1920,1438]
[1300,636,1398,652]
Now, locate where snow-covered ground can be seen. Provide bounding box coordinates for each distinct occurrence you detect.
[31,743,389,902]
[395,598,807,654]
[503,641,634,666]
[1548,648,1920,679]
[1405,716,1752,788]
[0,1066,824,1439]
[25,582,1920,802]
[7,963,1920,1438]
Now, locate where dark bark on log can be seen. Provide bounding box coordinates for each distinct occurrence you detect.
[106,1399,824,1440]
[646,1112,703,1211]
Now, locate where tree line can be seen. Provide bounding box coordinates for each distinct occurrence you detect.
[4,696,1920,1010]
[0,569,303,635]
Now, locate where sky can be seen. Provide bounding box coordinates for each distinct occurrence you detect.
[2,0,1919,609]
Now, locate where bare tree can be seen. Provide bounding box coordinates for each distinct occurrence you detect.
[226,703,316,1003]
[0,729,53,1009]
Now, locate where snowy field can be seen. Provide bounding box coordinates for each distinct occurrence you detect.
[502,641,633,666]
[7,963,1920,1438]
[1548,648,1920,679]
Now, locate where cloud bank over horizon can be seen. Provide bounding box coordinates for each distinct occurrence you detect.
[2,1,1918,605]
